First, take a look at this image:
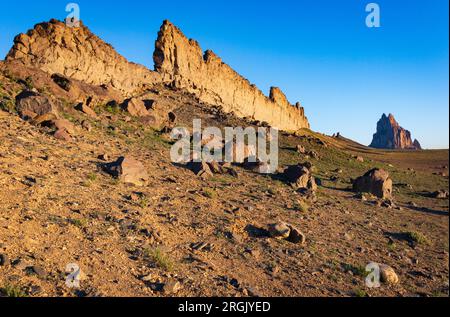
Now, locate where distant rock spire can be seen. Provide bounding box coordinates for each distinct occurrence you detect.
[369,113,422,150]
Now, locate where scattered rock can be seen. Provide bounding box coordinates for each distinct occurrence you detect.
[163,280,182,294]
[286,225,306,245]
[15,90,58,119]
[267,222,291,240]
[283,163,317,192]
[379,264,399,285]
[54,128,72,141]
[75,102,98,119]
[105,156,149,186]
[352,168,393,199]
[123,98,149,117]
[296,145,306,154]
[355,156,364,163]
[431,190,449,199]
[0,254,9,267]
[186,161,214,179]
[51,73,72,91]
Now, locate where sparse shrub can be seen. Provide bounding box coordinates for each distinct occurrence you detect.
[404,231,428,245]
[105,101,121,114]
[144,247,175,272]
[69,218,87,228]
[353,289,367,297]
[342,263,368,277]
[87,173,97,182]
[203,188,216,199]
[1,284,27,297]
[0,98,16,114]
[139,197,149,209]
[294,200,309,213]
[24,76,34,90]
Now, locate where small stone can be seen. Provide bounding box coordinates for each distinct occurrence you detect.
[0,254,10,266]
[54,129,72,141]
[432,190,449,199]
[286,225,306,245]
[164,280,182,294]
[81,120,92,132]
[379,264,399,285]
[29,265,46,279]
[75,103,98,119]
[267,222,291,240]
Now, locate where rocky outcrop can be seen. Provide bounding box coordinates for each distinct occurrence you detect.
[369,114,422,150]
[6,19,161,96]
[353,168,393,199]
[6,19,310,132]
[154,20,310,131]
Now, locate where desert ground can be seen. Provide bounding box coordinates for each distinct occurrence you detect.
[0,61,448,298]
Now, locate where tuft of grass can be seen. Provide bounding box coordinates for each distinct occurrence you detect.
[342,263,369,277]
[202,188,217,199]
[105,102,121,115]
[294,200,309,213]
[24,76,34,90]
[404,231,428,245]
[0,96,16,114]
[87,173,98,182]
[139,197,149,209]
[353,289,367,297]
[144,247,175,272]
[69,218,87,229]
[1,284,27,297]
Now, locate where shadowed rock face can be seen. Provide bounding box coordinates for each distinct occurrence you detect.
[369,114,422,150]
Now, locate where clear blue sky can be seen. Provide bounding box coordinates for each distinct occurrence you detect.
[0,0,448,149]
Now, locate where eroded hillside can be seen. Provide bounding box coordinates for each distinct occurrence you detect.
[0,60,448,297]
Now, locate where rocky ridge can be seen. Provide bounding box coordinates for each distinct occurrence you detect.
[6,19,310,132]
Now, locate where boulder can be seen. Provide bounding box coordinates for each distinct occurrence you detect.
[123,98,149,117]
[379,264,399,285]
[15,90,58,119]
[432,190,449,199]
[286,224,306,245]
[75,102,98,119]
[53,119,77,135]
[105,156,149,186]
[283,163,317,191]
[186,161,214,179]
[296,145,306,154]
[267,222,291,240]
[51,73,72,91]
[54,129,72,141]
[353,168,393,199]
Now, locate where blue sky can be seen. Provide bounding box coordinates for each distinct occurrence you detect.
[0,0,448,148]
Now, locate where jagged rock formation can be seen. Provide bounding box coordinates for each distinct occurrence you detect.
[6,19,310,132]
[370,114,422,150]
[154,20,310,131]
[6,19,161,96]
